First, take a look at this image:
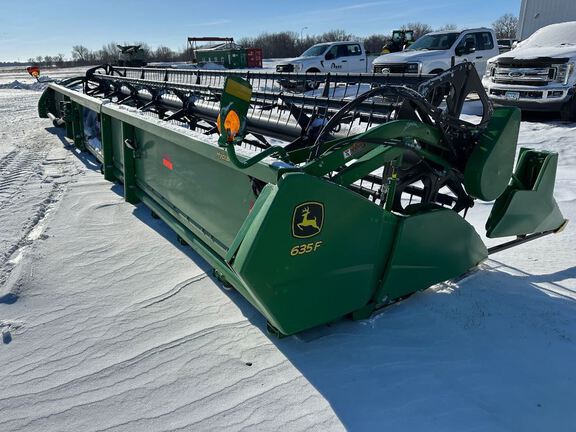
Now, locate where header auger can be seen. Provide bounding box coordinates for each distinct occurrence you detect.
[37,63,566,336]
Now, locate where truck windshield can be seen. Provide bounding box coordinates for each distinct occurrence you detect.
[520,22,576,47]
[301,45,329,57]
[407,32,459,51]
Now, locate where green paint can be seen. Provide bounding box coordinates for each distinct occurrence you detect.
[377,207,487,303]
[486,149,566,237]
[231,172,398,335]
[122,122,139,204]
[464,107,520,201]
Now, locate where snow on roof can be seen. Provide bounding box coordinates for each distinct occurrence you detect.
[196,42,242,51]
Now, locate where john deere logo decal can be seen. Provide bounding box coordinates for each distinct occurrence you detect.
[292,202,324,238]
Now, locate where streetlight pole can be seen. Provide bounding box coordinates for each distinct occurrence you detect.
[300,26,308,42]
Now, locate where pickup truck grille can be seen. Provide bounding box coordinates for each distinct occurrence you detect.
[492,66,556,86]
[373,64,407,74]
[276,64,294,73]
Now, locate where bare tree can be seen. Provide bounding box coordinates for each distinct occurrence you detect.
[55,53,65,67]
[43,55,54,66]
[99,42,121,64]
[239,32,300,58]
[362,34,390,54]
[155,46,175,62]
[492,14,518,39]
[318,29,353,42]
[71,45,90,64]
[401,22,433,40]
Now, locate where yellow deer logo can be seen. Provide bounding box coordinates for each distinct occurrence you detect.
[292,202,324,238]
[297,206,320,232]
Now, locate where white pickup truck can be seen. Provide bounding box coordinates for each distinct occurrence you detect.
[372,28,499,77]
[275,41,370,73]
[482,21,576,121]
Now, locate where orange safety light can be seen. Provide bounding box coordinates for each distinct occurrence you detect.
[217,109,241,142]
[26,66,41,79]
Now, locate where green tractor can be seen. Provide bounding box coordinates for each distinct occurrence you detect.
[381,30,415,54]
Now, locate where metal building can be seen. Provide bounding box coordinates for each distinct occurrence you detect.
[518,0,576,39]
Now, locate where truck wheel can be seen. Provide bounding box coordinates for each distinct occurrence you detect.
[305,68,321,91]
[560,97,576,122]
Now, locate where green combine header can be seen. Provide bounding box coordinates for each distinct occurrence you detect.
[37,63,566,336]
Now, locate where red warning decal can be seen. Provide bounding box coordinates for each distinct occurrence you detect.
[162,155,173,170]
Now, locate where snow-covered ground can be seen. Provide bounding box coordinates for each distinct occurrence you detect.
[0,67,575,432]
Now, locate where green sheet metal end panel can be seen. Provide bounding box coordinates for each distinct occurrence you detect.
[229,172,398,335]
[377,207,488,303]
[486,149,565,238]
[464,107,520,201]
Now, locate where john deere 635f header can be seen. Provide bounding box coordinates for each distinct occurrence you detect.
[37,63,566,336]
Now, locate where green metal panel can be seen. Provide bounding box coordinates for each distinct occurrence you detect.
[133,127,258,255]
[122,123,139,204]
[464,107,520,201]
[196,49,247,69]
[230,50,247,69]
[45,82,102,113]
[377,207,488,302]
[230,172,398,335]
[486,149,565,237]
[101,104,278,184]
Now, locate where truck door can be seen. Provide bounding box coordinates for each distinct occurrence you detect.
[471,31,496,76]
[324,45,348,72]
[343,43,366,72]
[454,32,495,76]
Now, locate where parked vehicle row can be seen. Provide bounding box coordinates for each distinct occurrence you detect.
[276,29,499,78]
[275,21,576,119]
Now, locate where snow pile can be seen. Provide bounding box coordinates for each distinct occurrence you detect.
[0,75,53,91]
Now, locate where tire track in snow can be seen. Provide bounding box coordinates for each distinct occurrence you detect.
[0,149,47,210]
[0,101,80,302]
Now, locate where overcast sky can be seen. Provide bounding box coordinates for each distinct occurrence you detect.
[0,0,521,62]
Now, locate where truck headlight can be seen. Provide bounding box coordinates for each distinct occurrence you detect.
[294,63,303,72]
[485,63,495,78]
[406,63,420,74]
[556,63,574,85]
